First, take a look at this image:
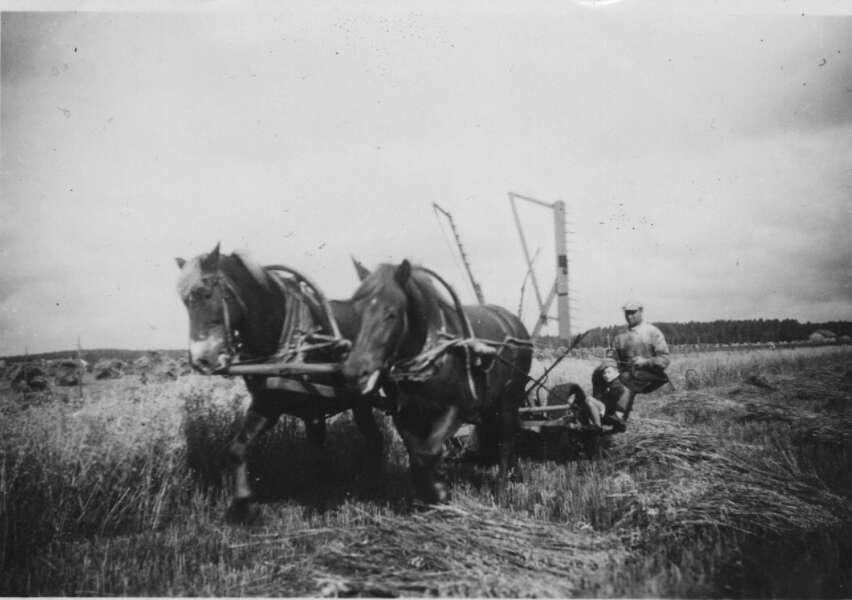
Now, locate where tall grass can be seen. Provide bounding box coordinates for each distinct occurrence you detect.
[0,377,236,592]
[1,346,850,596]
[531,344,849,397]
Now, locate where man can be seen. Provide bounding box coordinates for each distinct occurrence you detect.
[587,300,670,432]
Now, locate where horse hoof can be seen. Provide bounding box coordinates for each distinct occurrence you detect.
[418,481,449,505]
[226,498,260,524]
[434,482,449,503]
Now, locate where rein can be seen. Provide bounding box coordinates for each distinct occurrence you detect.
[218,274,248,363]
[214,263,349,370]
[412,266,474,339]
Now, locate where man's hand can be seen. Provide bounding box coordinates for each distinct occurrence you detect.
[631,356,650,369]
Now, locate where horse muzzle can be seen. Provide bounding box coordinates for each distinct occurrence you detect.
[358,369,383,395]
[342,359,384,395]
[189,338,231,375]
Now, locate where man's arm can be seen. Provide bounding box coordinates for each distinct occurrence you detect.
[647,327,670,369]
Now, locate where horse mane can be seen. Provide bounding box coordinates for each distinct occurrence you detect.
[229,250,272,291]
[352,263,456,332]
[176,249,272,300]
[176,255,204,300]
[408,268,455,324]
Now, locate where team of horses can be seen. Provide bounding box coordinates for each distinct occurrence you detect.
[176,243,532,519]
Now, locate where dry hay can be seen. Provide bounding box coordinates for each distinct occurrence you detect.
[660,391,747,425]
[7,363,49,392]
[744,372,776,390]
[611,418,848,539]
[134,353,190,383]
[736,400,811,424]
[237,500,626,598]
[793,414,852,448]
[93,359,125,380]
[55,372,81,386]
[132,351,165,373]
[53,359,83,386]
[662,386,822,427]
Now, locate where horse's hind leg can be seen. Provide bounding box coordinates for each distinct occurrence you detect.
[227,408,273,522]
[492,391,523,501]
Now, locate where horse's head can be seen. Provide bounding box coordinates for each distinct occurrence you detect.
[342,260,413,394]
[175,243,271,374]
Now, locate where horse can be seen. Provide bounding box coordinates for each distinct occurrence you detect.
[176,243,383,520]
[341,260,532,504]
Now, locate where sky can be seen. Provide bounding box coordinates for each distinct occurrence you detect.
[1,1,851,355]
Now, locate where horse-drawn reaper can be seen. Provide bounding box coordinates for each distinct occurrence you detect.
[177,245,611,516]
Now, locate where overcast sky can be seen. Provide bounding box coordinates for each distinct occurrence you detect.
[1,1,851,355]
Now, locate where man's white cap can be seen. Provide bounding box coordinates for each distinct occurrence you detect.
[622,300,643,311]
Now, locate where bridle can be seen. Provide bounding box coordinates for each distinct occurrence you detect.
[203,271,248,365]
[206,263,347,370]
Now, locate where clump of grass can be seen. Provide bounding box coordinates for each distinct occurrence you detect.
[0,406,193,593]
[0,376,246,593]
[182,386,246,493]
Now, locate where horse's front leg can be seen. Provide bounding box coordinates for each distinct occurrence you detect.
[396,405,460,504]
[227,408,274,522]
[304,406,326,447]
[353,403,384,467]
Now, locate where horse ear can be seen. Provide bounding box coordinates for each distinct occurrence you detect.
[175,257,186,269]
[351,255,370,282]
[395,259,412,286]
[202,243,221,269]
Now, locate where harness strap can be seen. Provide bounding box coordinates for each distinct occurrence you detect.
[267,273,320,359]
[219,276,249,359]
[413,266,475,339]
[389,335,533,403]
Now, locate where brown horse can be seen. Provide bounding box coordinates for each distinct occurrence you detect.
[342,260,532,503]
[176,244,383,520]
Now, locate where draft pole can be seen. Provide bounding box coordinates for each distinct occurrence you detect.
[432,202,485,304]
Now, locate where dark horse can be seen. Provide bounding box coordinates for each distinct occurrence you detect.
[176,244,383,520]
[342,260,532,503]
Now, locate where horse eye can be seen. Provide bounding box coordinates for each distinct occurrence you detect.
[188,289,211,304]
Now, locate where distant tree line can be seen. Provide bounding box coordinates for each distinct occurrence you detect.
[4,319,852,362]
[2,348,186,364]
[540,319,852,348]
